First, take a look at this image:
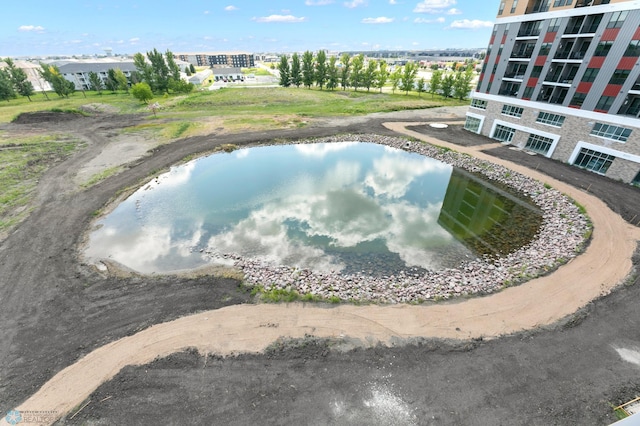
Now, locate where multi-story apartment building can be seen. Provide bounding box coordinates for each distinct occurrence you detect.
[54,59,138,91]
[175,52,255,68]
[465,0,640,185]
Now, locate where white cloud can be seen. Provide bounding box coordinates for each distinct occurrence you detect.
[449,19,494,29]
[306,0,334,5]
[129,37,140,43]
[225,5,238,11]
[389,0,397,4]
[253,15,306,23]
[296,141,357,158]
[447,8,462,14]
[414,17,445,23]
[413,0,456,13]
[18,25,45,32]
[362,17,394,24]
[344,0,366,8]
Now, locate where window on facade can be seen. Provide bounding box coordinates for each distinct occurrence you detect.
[471,98,488,109]
[523,86,534,99]
[487,82,492,93]
[570,92,587,107]
[464,116,482,133]
[574,148,615,174]
[498,44,504,55]
[547,18,561,32]
[581,68,599,82]
[492,124,516,143]
[594,41,613,56]
[606,10,628,29]
[525,134,554,154]
[632,170,640,186]
[498,1,505,15]
[536,112,565,126]
[624,40,640,57]
[591,123,632,141]
[553,0,572,6]
[531,66,543,78]
[595,96,615,112]
[511,0,519,13]
[539,43,552,55]
[502,104,524,117]
[609,69,630,85]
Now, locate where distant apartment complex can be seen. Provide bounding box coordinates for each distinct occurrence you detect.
[465,0,640,185]
[54,59,137,91]
[174,52,254,68]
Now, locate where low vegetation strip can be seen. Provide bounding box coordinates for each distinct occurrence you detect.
[0,133,81,234]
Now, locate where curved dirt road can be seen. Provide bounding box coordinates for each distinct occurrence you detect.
[4,122,640,425]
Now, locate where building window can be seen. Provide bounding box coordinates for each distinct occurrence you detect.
[573,148,615,174]
[498,44,504,55]
[511,0,519,13]
[624,40,640,57]
[606,10,628,29]
[539,43,552,55]
[581,68,599,82]
[536,112,565,126]
[464,116,482,133]
[493,124,516,143]
[591,123,632,142]
[553,0,572,6]
[523,86,534,99]
[570,92,586,107]
[525,134,554,154]
[470,98,488,109]
[547,18,561,32]
[609,70,630,85]
[531,65,543,78]
[502,104,524,117]
[498,1,505,15]
[594,41,613,56]
[595,96,615,112]
[632,171,640,187]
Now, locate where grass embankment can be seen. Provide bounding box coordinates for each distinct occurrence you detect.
[0,133,82,234]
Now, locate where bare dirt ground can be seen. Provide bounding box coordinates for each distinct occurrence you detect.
[0,107,639,426]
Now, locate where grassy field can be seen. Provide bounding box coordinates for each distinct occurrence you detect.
[0,85,468,236]
[0,132,83,234]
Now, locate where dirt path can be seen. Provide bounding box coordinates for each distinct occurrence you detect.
[4,121,639,425]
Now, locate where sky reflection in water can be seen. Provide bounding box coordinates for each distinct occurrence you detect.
[86,142,477,274]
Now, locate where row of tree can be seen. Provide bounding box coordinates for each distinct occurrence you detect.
[277,51,474,100]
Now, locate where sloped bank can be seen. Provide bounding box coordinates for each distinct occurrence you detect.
[204,134,591,303]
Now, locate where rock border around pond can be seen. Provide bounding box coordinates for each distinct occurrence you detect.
[204,134,591,304]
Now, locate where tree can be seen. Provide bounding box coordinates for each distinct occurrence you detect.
[301,50,314,89]
[0,69,16,101]
[350,54,364,91]
[88,71,104,94]
[105,69,119,92]
[113,68,129,92]
[131,82,153,103]
[165,50,181,83]
[340,53,351,91]
[185,67,192,77]
[428,69,442,99]
[389,67,402,93]
[441,73,455,98]
[416,77,426,97]
[315,50,327,89]
[146,48,170,93]
[277,55,290,87]
[399,62,418,94]
[375,60,389,93]
[430,63,439,71]
[290,53,302,88]
[189,63,196,74]
[326,56,339,90]
[133,52,154,88]
[39,63,74,98]
[5,58,34,101]
[453,68,474,100]
[362,59,377,92]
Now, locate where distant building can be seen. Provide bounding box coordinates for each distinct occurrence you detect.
[212,67,243,82]
[48,59,138,90]
[466,0,640,185]
[188,68,213,85]
[174,52,255,68]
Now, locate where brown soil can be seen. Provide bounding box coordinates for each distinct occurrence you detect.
[0,109,639,426]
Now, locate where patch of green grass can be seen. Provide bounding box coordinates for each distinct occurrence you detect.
[81,166,123,188]
[0,134,82,234]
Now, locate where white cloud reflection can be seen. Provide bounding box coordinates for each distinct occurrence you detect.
[295,141,357,157]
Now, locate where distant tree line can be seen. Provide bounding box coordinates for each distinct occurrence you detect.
[277,50,475,100]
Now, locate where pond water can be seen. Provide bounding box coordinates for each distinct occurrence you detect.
[85,141,542,275]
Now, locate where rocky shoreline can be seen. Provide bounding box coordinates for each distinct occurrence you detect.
[205,134,591,303]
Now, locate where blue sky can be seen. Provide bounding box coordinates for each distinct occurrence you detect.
[2,0,498,57]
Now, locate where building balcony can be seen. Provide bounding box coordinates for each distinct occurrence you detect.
[498,90,519,97]
[504,73,526,81]
[510,51,534,59]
